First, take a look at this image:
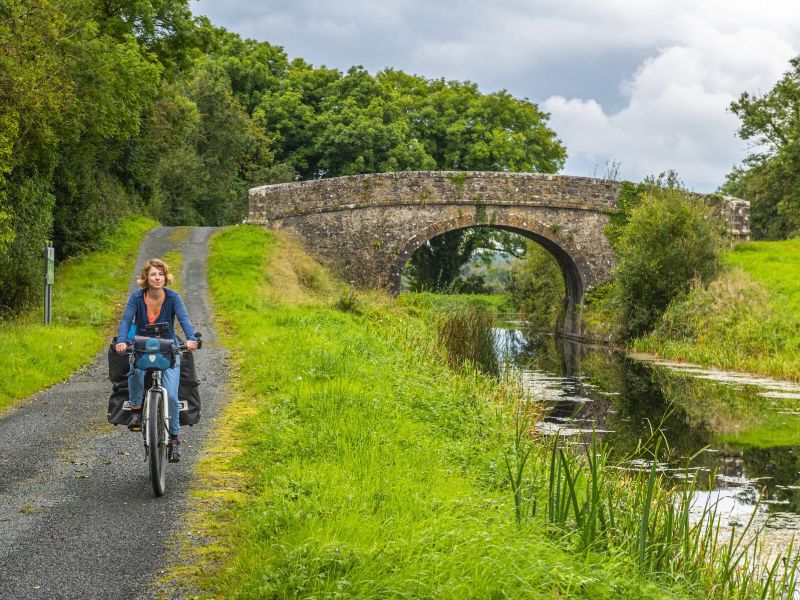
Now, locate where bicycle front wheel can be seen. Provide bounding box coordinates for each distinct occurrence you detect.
[146,390,167,496]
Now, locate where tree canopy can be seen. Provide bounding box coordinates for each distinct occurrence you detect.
[722,56,800,239]
[0,0,566,311]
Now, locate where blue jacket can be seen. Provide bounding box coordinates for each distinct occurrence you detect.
[116,288,197,344]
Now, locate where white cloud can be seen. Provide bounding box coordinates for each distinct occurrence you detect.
[193,0,800,191]
[543,24,797,190]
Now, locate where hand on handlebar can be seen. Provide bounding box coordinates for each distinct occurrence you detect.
[115,342,128,354]
[186,340,198,351]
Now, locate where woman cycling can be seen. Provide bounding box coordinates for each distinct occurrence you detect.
[115,258,198,462]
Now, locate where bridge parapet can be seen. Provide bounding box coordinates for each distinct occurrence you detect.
[249,171,622,222]
[710,195,750,242]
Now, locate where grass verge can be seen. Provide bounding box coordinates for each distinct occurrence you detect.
[173,225,795,599]
[0,216,156,412]
[633,238,800,380]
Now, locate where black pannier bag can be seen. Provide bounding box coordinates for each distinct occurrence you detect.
[178,350,201,425]
[107,343,131,425]
[107,341,201,426]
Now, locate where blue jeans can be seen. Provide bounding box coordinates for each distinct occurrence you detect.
[128,353,181,436]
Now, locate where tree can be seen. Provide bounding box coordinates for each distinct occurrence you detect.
[723,57,800,239]
[405,229,487,292]
[0,0,136,307]
[0,0,188,309]
[142,65,292,227]
[207,29,290,112]
[51,15,162,256]
[405,228,528,292]
[88,0,205,74]
[614,188,726,339]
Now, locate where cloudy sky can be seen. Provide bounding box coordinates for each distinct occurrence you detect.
[192,0,800,192]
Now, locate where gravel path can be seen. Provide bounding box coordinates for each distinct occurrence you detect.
[0,227,227,599]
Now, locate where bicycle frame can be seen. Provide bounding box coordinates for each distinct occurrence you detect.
[141,368,170,456]
[139,364,172,497]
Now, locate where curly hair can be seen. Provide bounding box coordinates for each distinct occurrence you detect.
[136,258,174,289]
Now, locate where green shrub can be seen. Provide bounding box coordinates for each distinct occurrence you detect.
[333,287,361,314]
[0,177,55,312]
[615,188,725,339]
[580,283,622,341]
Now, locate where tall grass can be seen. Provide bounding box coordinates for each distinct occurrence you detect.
[0,216,156,412]
[525,430,800,597]
[436,307,499,375]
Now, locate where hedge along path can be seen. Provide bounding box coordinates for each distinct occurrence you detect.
[0,226,229,600]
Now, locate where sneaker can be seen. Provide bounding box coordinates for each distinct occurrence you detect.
[128,409,142,432]
[168,436,180,463]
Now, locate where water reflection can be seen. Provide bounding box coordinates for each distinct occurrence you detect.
[496,328,800,530]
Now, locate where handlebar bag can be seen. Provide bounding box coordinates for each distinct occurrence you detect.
[133,336,173,370]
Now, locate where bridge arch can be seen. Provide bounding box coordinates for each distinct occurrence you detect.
[390,214,586,332]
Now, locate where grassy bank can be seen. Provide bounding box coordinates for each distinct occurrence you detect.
[633,238,800,381]
[399,291,511,315]
[0,217,156,412]
[174,225,793,598]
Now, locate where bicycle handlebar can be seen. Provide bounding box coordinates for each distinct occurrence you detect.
[116,332,202,355]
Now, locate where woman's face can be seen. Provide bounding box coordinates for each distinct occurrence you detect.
[147,267,165,290]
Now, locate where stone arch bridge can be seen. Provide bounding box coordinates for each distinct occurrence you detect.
[248,171,749,335]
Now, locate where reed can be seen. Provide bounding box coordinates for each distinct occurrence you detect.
[436,307,499,375]
[532,430,800,597]
[503,407,536,523]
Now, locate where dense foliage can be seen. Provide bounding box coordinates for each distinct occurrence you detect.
[613,188,726,339]
[722,56,800,239]
[0,0,565,312]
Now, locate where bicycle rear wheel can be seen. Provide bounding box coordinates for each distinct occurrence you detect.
[146,390,167,496]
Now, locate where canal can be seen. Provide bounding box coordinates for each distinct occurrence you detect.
[497,328,800,535]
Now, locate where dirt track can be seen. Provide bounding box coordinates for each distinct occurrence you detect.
[0,227,227,599]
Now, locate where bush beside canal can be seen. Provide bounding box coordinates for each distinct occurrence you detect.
[175,225,795,598]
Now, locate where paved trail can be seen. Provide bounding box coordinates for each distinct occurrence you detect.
[0,227,227,599]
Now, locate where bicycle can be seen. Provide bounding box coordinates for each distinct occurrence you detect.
[122,322,201,497]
